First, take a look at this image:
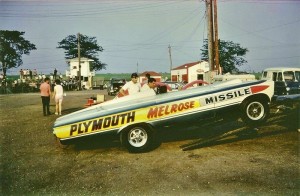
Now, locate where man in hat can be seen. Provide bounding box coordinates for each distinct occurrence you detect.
[119,72,141,96]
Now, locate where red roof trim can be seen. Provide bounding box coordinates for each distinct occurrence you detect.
[139,71,161,77]
[172,61,202,70]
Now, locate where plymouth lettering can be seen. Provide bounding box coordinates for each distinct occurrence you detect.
[205,88,251,105]
[70,111,135,136]
[147,101,195,119]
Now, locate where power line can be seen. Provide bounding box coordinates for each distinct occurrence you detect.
[219,0,300,4]
[0,1,190,18]
[249,55,300,61]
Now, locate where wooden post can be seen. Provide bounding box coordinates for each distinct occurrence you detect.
[213,0,220,74]
[206,0,214,83]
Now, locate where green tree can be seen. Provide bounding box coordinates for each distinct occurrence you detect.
[201,39,248,73]
[57,34,106,71]
[0,30,36,78]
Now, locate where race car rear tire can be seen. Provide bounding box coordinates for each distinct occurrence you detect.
[241,99,269,126]
[120,124,154,153]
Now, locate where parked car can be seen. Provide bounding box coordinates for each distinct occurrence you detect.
[107,78,126,96]
[154,82,172,94]
[181,80,209,90]
[53,79,274,153]
[261,67,300,96]
[161,81,184,91]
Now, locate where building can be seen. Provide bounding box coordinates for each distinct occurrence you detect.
[171,61,210,83]
[139,71,162,83]
[66,57,95,89]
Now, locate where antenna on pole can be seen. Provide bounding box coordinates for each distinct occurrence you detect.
[168,44,173,74]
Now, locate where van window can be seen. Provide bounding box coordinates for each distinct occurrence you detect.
[262,71,267,78]
[272,72,277,81]
[295,71,300,81]
[278,72,283,81]
[283,71,294,81]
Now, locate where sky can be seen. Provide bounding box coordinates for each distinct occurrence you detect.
[0,0,299,75]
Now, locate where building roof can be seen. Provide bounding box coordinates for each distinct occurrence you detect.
[139,71,161,77]
[172,61,203,70]
[67,57,94,62]
[263,67,300,72]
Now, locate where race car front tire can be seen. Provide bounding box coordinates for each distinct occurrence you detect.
[120,124,154,153]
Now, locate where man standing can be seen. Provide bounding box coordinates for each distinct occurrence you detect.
[119,73,141,96]
[40,77,51,116]
[54,68,57,79]
[20,69,24,79]
[29,69,32,79]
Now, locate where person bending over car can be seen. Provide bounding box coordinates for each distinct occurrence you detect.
[141,77,156,96]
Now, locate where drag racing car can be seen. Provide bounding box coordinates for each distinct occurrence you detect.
[53,79,274,153]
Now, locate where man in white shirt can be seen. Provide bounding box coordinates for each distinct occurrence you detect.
[141,77,156,95]
[119,73,141,96]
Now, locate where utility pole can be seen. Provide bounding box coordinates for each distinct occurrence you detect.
[136,62,139,73]
[168,44,173,74]
[206,0,214,83]
[213,0,220,74]
[206,0,220,82]
[77,32,81,90]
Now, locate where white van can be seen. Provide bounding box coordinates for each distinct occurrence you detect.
[261,67,300,95]
[213,73,256,82]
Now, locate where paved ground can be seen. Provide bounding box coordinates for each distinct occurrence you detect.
[0,89,299,195]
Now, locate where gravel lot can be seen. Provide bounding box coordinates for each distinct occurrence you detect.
[0,89,299,195]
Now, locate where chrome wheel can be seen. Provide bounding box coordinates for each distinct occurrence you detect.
[121,124,154,153]
[128,127,148,147]
[246,101,265,120]
[241,99,269,126]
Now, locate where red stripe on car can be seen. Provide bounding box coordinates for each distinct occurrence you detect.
[250,85,269,94]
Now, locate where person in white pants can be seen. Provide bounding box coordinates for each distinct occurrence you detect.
[53,79,64,115]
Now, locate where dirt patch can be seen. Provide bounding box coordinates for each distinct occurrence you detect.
[0,90,299,195]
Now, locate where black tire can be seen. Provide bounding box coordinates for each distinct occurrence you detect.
[241,99,269,126]
[120,124,154,153]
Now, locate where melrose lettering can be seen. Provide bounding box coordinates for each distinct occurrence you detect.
[147,101,195,119]
[70,111,135,136]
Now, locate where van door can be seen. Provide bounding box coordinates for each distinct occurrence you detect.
[274,72,286,95]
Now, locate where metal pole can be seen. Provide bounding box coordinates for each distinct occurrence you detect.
[77,33,81,90]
